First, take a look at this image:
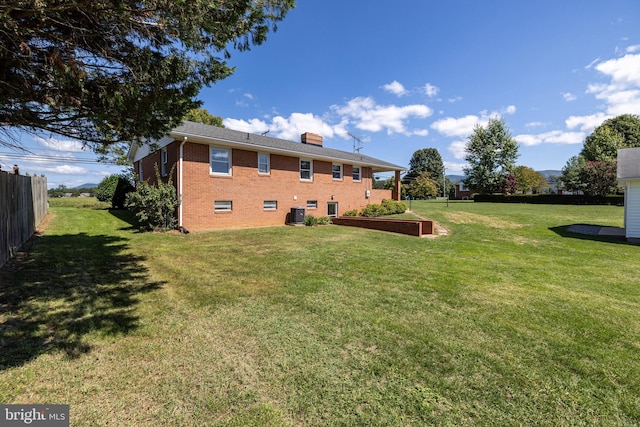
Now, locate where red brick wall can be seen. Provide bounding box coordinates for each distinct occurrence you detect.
[152,140,393,230]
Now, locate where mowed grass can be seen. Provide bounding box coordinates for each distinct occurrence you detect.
[1,198,639,425]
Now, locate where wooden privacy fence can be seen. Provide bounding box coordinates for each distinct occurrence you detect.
[0,172,48,268]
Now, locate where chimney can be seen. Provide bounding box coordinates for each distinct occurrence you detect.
[301,132,323,147]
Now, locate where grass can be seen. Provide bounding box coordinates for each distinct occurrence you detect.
[1,198,639,425]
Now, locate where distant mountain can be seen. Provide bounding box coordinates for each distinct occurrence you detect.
[537,170,562,178]
[446,175,466,182]
[72,183,98,189]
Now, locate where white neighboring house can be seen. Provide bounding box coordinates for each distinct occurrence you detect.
[617,148,640,241]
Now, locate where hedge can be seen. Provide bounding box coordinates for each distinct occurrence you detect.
[472,194,624,206]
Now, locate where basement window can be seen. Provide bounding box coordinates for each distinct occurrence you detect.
[214,200,232,212]
[263,200,277,210]
[306,200,317,209]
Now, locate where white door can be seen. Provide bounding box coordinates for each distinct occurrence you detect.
[327,202,338,217]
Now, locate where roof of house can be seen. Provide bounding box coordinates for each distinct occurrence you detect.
[127,121,405,172]
[617,147,640,180]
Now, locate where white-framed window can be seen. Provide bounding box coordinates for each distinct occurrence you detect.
[210,146,231,175]
[161,147,168,177]
[138,161,143,182]
[258,152,270,174]
[263,200,277,210]
[306,200,317,209]
[332,163,343,180]
[214,200,232,211]
[352,166,361,182]
[300,159,313,181]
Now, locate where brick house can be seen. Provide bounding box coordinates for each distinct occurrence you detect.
[127,121,405,231]
[454,182,473,200]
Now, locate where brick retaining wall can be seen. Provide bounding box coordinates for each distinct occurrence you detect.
[331,217,434,237]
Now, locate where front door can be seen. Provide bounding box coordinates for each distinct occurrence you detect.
[327,202,338,218]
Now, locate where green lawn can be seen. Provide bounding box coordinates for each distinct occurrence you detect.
[1,199,638,426]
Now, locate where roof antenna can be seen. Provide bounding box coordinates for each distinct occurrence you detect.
[347,132,363,153]
[261,130,270,136]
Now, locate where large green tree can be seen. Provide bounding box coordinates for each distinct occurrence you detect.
[463,117,519,194]
[403,148,445,196]
[0,0,294,149]
[581,114,640,161]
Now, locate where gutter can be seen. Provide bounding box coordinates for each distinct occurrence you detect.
[179,136,187,228]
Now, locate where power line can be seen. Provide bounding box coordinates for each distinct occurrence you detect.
[0,152,119,165]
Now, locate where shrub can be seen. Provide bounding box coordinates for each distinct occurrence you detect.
[472,194,624,206]
[95,174,134,209]
[343,209,359,217]
[304,215,332,226]
[361,204,385,217]
[381,199,407,214]
[362,199,407,217]
[126,165,179,231]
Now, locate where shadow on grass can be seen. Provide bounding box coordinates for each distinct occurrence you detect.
[0,231,164,370]
[108,208,141,231]
[549,224,630,245]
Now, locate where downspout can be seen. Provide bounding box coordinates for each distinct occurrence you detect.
[179,136,187,228]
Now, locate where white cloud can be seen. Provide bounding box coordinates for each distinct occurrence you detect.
[525,121,548,128]
[271,113,337,140]
[595,53,640,89]
[627,45,640,53]
[34,136,85,152]
[562,92,577,101]
[332,96,432,135]
[444,161,467,173]
[431,106,516,138]
[448,140,467,159]
[41,164,88,175]
[412,129,429,137]
[223,117,270,133]
[585,57,600,69]
[432,115,481,138]
[565,112,609,133]
[225,113,337,141]
[244,93,255,100]
[423,83,439,98]
[382,80,408,96]
[514,131,585,147]
[502,105,517,115]
[448,96,463,103]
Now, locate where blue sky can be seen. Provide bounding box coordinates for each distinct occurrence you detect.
[2,0,640,187]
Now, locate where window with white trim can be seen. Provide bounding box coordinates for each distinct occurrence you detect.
[138,161,143,182]
[300,159,313,181]
[161,147,168,176]
[352,166,361,181]
[258,152,270,174]
[214,200,232,211]
[306,200,317,209]
[263,200,277,210]
[210,147,231,175]
[332,163,343,180]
